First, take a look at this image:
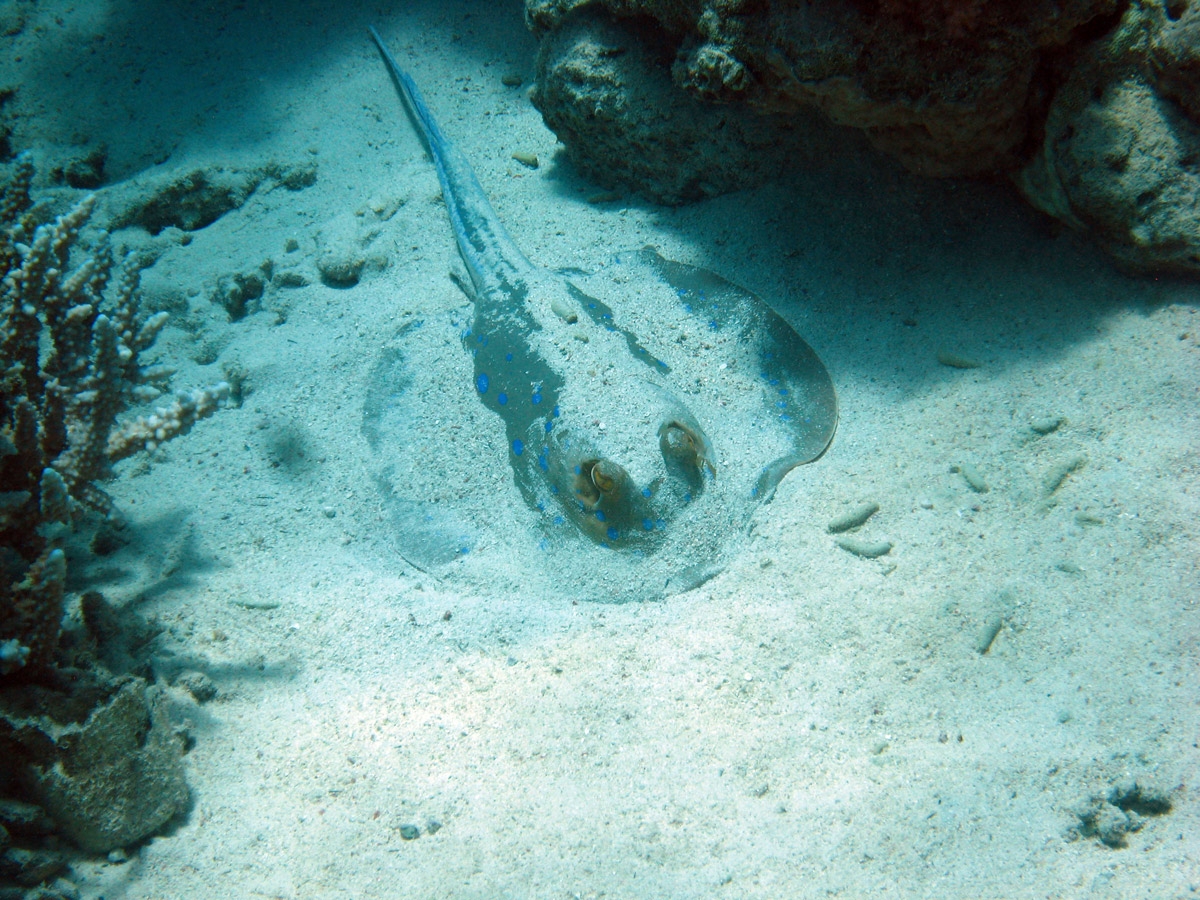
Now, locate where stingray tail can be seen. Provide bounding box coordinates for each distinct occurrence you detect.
[369,26,535,295]
[369,26,452,164]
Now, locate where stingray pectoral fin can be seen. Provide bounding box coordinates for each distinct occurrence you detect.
[753,455,807,502]
[761,310,839,465]
[637,247,838,472]
[665,560,725,594]
[381,497,475,569]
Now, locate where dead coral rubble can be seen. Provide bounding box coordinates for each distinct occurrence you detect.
[0,153,228,676]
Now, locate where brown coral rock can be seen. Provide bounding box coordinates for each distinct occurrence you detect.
[530,6,870,204]
[1150,0,1200,121]
[1016,1,1200,273]
[1,676,189,853]
[528,0,1200,274]
[528,0,1122,177]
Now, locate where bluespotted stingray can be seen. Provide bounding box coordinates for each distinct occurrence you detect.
[363,29,837,602]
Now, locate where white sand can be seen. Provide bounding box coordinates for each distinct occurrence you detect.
[3,0,1197,896]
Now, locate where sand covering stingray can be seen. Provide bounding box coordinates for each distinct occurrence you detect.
[362,29,837,602]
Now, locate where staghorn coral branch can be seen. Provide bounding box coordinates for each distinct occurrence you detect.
[107,382,231,462]
[1,157,228,673]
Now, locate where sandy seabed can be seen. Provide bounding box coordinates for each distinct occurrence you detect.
[2,0,1197,897]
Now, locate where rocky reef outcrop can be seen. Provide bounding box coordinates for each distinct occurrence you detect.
[527,0,1200,275]
[1017,0,1200,273]
[529,6,876,204]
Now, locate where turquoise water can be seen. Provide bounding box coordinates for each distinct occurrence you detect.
[1,0,1196,897]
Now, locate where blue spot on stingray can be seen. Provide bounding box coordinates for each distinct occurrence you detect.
[553,515,564,525]
[475,373,489,393]
[512,439,524,456]
[574,464,583,475]
[779,388,789,396]
[594,510,606,522]
[497,392,508,406]
[544,421,553,433]
[606,526,619,541]
[505,352,513,362]
[552,405,560,417]
[531,391,543,405]
[641,486,652,499]
[683,492,692,503]
[642,518,654,531]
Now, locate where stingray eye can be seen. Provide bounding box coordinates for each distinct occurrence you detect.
[573,459,607,507]
[658,419,717,479]
[591,459,628,495]
[573,457,629,508]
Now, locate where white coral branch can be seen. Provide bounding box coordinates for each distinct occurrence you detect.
[106,382,231,462]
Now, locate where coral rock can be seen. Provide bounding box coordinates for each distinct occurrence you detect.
[1,676,189,853]
[1016,1,1200,273]
[526,0,1200,274]
[530,6,869,204]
